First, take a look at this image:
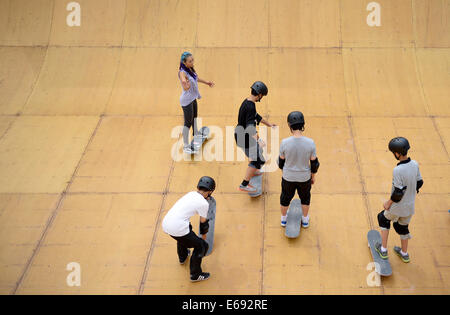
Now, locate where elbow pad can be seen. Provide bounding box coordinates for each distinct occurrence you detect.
[391,186,407,203]
[310,158,320,174]
[416,180,423,193]
[200,220,209,235]
[278,157,285,170]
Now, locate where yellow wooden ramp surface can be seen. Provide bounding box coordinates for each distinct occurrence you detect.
[0,0,449,295]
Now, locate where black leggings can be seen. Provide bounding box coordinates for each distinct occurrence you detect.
[170,224,208,277]
[182,100,198,146]
[280,178,312,207]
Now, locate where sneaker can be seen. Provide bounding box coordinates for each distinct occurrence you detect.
[239,184,257,193]
[301,219,310,228]
[375,242,388,260]
[190,272,210,282]
[179,249,191,265]
[394,246,410,263]
[281,220,287,227]
[183,145,197,154]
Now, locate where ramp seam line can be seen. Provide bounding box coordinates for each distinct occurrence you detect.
[11,116,104,294]
[137,135,180,295]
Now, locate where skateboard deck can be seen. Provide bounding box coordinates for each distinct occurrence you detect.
[248,173,262,197]
[285,199,302,238]
[199,196,216,256]
[190,126,210,154]
[367,230,392,276]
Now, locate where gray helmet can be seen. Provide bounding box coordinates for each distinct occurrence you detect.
[388,137,410,156]
[197,176,216,192]
[287,111,305,127]
[251,81,268,96]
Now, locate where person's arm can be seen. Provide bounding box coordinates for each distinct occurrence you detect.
[179,71,190,91]
[384,168,406,210]
[197,77,215,87]
[260,117,277,128]
[310,144,319,184]
[310,156,319,184]
[199,216,209,240]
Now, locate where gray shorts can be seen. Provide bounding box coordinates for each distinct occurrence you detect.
[382,210,412,240]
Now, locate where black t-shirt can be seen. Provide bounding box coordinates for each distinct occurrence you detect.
[235,99,262,147]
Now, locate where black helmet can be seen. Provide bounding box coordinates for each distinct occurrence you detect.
[197,176,216,192]
[388,137,410,156]
[251,81,268,96]
[287,111,305,127]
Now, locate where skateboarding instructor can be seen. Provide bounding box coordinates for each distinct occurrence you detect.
[162,176,216,282]
[178,52,215,154]
[235,81,276,193]
[278,112,319,228]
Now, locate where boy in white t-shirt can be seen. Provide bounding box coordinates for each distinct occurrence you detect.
[162,176,215,282]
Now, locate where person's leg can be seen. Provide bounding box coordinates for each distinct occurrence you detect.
[192,100,199,136]
[280,178,296,226]
[376,210,392,259]
[188,233,208,278]
[171,235,190,263]
[182,103,194,147]
[401,238,408,254]
[393,216,412,262]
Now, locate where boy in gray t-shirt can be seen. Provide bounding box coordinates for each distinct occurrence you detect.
[376,137,423,263]
[278,112,320,228]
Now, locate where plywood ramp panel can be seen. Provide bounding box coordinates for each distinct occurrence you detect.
[269,0,341,48]
[340,0,415,47]
[23,47,120,115]
[352,117,449,193]
[0,116,99,193]
[416,49,450,116]
[343,48,427,117]
[268,48,348,117]
[105,48,184,116]
[197,0,269,47]
[0,194,59,294]
[69,117,180,193]
[49,0,127,46]
[0,47,47,115]
[193,48,269,116]
[123,0,198,47]
[0,0,53,46]
[17,194,162,294]
[413,0,450,48]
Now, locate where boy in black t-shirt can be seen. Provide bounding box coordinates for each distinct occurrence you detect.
[234,81,276,193]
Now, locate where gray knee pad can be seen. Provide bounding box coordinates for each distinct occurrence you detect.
[377,211,391,229]
[393,222,409,235]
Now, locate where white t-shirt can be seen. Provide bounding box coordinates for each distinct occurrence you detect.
[162,191,209,237]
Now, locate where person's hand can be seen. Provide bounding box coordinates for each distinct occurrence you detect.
[383,200,392,210]
[311,175,316,185]
[271,123,277,128]
[202,234,207,240]
[207,81,215,87]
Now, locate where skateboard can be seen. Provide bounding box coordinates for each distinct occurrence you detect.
[248,173,263,197]
[285,199,302,238]
[367,230,392,276]
[190,126,210,154]
[199,196,216,256]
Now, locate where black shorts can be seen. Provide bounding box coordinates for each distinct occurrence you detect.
[234,132,266,169]
[280,178,312,207]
